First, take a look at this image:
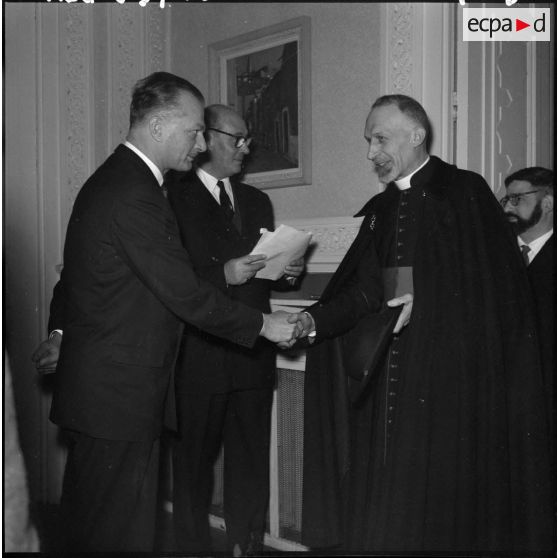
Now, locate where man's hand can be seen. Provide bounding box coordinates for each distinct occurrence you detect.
[277,311,315,349]
[387,293,413,333]
[261,311,302,344]
[31,332,62,373]
[224,254,267,285]
[283,258,305,279]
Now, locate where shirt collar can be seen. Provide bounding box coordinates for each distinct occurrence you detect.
[518,229,553,263]
[394,156,430,191]
[518,228,553,249]
[124,141,164,186]
[196,167,234,207]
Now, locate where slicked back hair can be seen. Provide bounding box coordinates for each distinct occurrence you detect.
[204,104,234,131]
[505,166,555,195]
[372,94,432,150]
[129,72,204,128]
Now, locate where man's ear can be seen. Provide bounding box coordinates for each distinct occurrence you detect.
[541,192,554,213]
[411,126,426,147]
[204,131,214,151]
[149,115,164,142]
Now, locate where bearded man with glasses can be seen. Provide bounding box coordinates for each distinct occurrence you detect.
[502,166,555,464]
[165,104,304,556]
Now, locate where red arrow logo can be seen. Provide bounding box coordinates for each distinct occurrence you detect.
[516,18,530,31]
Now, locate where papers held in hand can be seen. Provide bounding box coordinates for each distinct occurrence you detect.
[250,224,312,280]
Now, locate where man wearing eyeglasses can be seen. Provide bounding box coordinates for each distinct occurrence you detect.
[165,104,304,556]
[502,166,555,461]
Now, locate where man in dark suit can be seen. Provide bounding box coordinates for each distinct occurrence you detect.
[32,73,298,552]
[502,166,555,454]
[166,104,303,556]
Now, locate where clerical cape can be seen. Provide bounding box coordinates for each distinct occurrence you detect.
[301,156,554,553]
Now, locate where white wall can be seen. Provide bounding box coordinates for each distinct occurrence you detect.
[170,3,384,221]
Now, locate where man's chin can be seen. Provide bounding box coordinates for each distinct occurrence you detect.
[374,165,394,184]
[376,171,394,184]
[507,220,526,235]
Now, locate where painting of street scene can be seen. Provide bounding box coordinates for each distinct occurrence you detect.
[226,40,299,176]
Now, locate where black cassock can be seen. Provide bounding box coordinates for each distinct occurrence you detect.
[302,156,554,553]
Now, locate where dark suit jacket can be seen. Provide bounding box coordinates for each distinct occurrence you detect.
[50,145,262,441]
[526,233,556,441]
[166,170,281,393]
[527,233,556,330]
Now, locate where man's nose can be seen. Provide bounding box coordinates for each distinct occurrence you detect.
[367,143,378,160]
[196,131,207,153]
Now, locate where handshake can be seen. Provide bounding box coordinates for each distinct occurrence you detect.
[260,310,315,349]
[32,311,315,373]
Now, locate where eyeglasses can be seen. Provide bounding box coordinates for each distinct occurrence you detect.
[500,190,540,207]
[207,128,252,149]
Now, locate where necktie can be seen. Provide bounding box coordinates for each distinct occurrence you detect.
[520,244,531,266]
[217,180,234,221]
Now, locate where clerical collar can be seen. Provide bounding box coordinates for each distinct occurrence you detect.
[124,141,164,186]
[394,156,430,190]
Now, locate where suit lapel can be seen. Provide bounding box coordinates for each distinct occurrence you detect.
[529,234,555,270]
[230,180,246,234]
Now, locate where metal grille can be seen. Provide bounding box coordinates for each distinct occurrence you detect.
[276,367,304,542]
[210,445,225,516]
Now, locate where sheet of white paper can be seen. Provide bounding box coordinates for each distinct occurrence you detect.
[250,224,312,280]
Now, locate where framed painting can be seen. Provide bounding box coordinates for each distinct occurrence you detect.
[209,17,311,189]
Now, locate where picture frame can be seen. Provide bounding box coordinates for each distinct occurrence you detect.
[209,17,311,189]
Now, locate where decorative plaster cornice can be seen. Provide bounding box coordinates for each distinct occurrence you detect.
[283,216,362,272]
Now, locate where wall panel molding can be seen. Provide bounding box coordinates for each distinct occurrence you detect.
[381,3,416,97]
[381,3,454,161]
[145,6,168,73]
[283,216,362,273]
[62,5,94,214]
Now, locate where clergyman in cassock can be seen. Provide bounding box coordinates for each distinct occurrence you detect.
[295,94,554,554]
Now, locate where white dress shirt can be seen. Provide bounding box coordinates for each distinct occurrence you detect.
[196,167,235,209]
[518,229,554,265]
